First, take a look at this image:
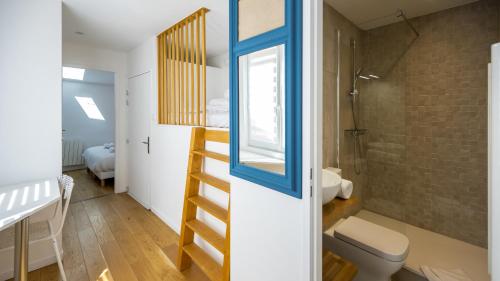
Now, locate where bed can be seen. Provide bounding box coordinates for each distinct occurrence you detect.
[206,97,229,128]
[82,144,115,186]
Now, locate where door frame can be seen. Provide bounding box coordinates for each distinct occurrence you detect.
[302,0,323,279]
[311,0,323,279]
[61,62,120,192]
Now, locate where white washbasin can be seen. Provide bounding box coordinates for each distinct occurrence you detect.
[322,169,341,205]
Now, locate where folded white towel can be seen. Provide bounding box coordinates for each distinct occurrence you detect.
[337,179,353,199]
[224,89,230,99]
[421,266,472,281]
[206,104,229,113]
[209,98,229,107]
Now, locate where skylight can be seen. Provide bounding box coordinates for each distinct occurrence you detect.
[63,67,85,80]
[75,96,105,120]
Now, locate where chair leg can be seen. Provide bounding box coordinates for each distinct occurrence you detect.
[52,238,67,281]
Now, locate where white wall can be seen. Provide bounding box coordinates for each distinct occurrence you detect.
[62,42,128,192]
[0,0,62,186]
[62,80,115,148]
[128,28,314,280]
[207,52,230,96]
[0,0,63,277]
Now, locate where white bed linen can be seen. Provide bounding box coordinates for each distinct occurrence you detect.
[207,112,229,128]
[82,146,115,173]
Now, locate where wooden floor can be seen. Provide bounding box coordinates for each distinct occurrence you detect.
[12,177,209,281]
[66,169,114,204]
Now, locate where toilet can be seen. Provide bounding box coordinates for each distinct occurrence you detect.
[324,216,409,281]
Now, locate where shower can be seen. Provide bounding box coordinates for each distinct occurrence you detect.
[348,39,367,175]
[346,9,418,175]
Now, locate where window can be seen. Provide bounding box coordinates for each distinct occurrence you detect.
[230,0,302,197]
[240,45,285,157]
[63,67,85,80]
[75,96,105,120]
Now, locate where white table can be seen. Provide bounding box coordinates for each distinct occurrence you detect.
[0,178,60,281]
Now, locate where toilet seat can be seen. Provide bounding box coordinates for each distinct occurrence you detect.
[334,216,409,262]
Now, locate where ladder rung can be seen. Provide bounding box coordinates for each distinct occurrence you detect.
[192,149,229,163]
[183,243,222,281]
[186,219,226,253]
[189,196,228,223]
[204,130,229,144]
[191,172,230,193]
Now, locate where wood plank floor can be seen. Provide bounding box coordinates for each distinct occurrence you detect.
[10,178,209,281]
[66,169,114,204]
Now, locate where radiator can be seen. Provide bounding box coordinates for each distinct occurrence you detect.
[62,139,85,166]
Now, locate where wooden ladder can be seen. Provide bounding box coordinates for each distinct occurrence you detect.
[177,127,230,281]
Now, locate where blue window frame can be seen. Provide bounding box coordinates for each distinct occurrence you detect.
[229,0,302,198]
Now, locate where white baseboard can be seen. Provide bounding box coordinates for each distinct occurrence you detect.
[127,192,150,210]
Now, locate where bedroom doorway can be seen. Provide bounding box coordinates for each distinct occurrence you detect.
[62,66,116,202]
[127,71,152,209]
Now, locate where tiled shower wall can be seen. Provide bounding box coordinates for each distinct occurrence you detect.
[361,0,499,247]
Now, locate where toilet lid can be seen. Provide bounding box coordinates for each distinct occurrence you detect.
[334,216,409,262]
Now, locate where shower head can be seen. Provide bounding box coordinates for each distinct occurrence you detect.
[353,67,365,89]
[356,67,363,77]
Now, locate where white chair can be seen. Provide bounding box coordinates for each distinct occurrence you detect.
[32,175,74,281]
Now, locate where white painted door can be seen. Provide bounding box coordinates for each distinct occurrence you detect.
[128,72,151,208]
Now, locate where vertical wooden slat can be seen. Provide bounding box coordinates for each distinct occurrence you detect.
[164,33,168,124]
[157,34,163,124]
[160,33,164,124]
[162,33,167,124]
[164,32,171,124]
[166,33,170,123]
[172,27,177,124]
[161,33,168,124]
[180,22,185,125]
[178,26,182,124]
[201,10,207,127]
[175,27,178,125]
[170,30,175,124]
[184,20,189,125]
[190,18,195,125]
[176,26,181,124]
[167,32,170,124]
[172,27,175,124]
[196,13,201,126]
[163,33,167,124]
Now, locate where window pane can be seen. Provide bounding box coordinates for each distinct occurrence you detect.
[75,96,105,120]
[238,0,285,41]
[239,45,285,175]
[248,49,281,147]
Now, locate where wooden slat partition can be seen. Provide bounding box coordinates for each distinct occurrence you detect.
[157,7,208,125]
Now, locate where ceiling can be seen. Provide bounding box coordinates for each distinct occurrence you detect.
[324,0,479,30]
[62,0,229,56]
